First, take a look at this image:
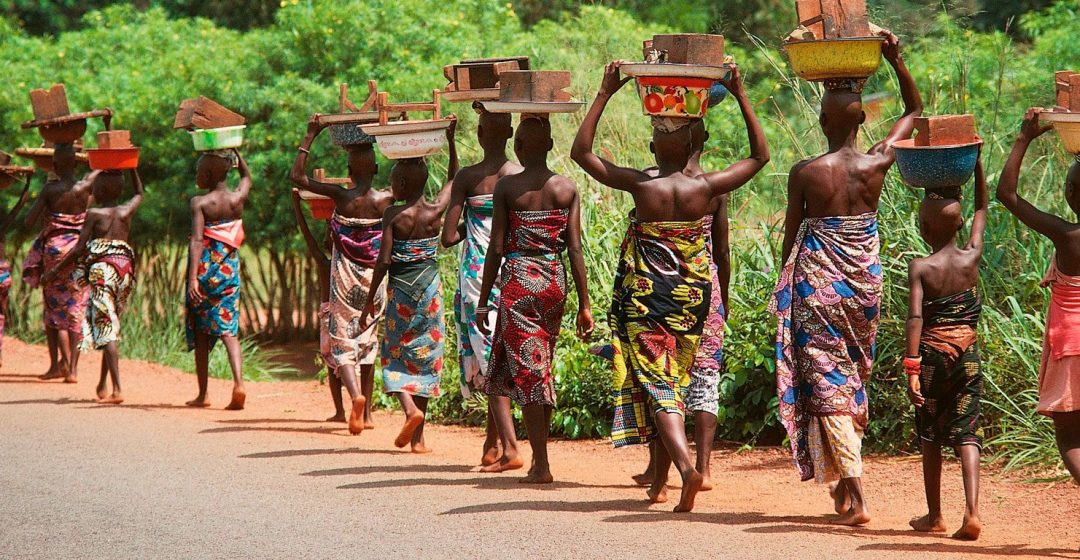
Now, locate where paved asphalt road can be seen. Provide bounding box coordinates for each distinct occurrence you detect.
[0,341,1074,560]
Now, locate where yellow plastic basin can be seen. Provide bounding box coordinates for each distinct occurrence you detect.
[1055,123,1080,154]
[782,37,883,82]
[1039,112,1080,154]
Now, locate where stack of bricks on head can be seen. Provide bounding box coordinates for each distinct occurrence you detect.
[649,34,726,65]
[97,130,132,150]
[444,59,527,92]
[795,0,870,39]
[1056,71,1080,113]
[498,71,573,103]
[914,115,978,147]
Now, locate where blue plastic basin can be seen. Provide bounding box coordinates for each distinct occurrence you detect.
[893,138,981,189]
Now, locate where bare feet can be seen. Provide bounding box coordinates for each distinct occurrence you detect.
[225,387,246,410]
[411,443,432,454]
[830,482,851,515]
[326,413,347,423]
[96,386,109,400]
[394,412,424,448]
[100,393,124,405]
[700,477,714,492]
[348,396,366,435]
[646,482,668,504]
[519,470,554,484]
[39,367,65,381]
[952,514,982,541]
[364,421,375,430]
[186,396,211,408]
[674,470,704,513]
[632,472,652,487]
[481,441,501,466]
[64,373,78,384]
[480,454,524,473]
[909,514,947,533]
[834,507,871,526]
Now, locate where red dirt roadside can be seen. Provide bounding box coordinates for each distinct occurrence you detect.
[0,338,1076,559]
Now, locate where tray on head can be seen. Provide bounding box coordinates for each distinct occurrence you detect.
[1040,111,1080,124]
[0,165,35,175]
[298,190,333,201]
[442,89,501,103]
[480,101,584,114]
[360,119,453,136]
[620,63,731,81]
[15,147,89,162]
[21,109,112,129]
[315,112,383,126]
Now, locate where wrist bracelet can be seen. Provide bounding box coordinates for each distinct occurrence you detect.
[297,147,310,154]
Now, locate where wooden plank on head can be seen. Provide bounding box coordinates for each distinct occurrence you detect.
[361,81,379,112]
[174,96,244,130]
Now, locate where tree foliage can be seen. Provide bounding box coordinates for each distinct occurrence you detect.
[0,0,1078,456]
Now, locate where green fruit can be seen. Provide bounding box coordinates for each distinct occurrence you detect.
[684,93,702,115]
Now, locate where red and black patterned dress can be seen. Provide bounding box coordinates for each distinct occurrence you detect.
[484,209,570,407]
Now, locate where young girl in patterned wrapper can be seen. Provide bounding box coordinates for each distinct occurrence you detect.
[44,169,144,405]
[904,155,987,541]
[363,118,458,453]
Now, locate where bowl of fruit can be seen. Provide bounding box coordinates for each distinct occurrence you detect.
[635,77,713,118]
[622,63,730,119]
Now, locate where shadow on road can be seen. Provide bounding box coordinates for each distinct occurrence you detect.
[0,373,49,382]
[217,418,330,425]
[80,403,195,411]
[238,447,403,459]
[201,425,344,436]
[0,397,96,405]
[340,476,629,493]
[857,542,1080,558]
[601,511,1079,557]
[601,511,832,526]
[302,464,473,477]
[441,498,651,515]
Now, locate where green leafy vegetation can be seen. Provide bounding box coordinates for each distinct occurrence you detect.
[0,0,1076,474]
